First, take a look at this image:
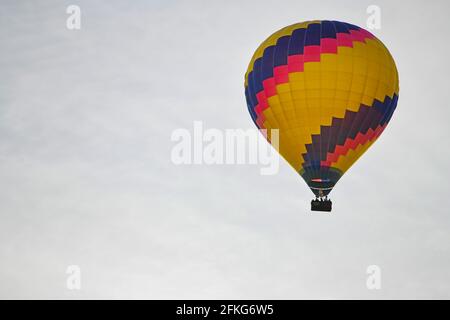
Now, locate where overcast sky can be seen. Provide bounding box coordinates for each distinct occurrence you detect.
[0,0,449,299]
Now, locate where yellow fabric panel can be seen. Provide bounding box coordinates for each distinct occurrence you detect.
[265,93,307,170]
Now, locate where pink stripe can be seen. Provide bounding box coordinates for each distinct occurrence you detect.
[256,116,265,128]
[321,124,386,166]
[349,29,366,43]
[287,54,304,72]
[263,78,277,97]
[358,28,375,39]
[336,33,353,47]
[321,38,338,53]
[273,65,289,84]
[256,91,269,110]
[255,104,262,115]
[304,45,321,62]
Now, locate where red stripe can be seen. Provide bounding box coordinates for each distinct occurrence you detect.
[349,29,369,42]
[260,31,374,99]
[256,115,265,128]
[255,90,269,128]
[320,124,386,166]
[287,54,304,73]
[263,78,277,97]
[336,33,353,47]
[321,38,337,54]
[256,91,269,110]
[274,65,289,84]
[304,45,321,62]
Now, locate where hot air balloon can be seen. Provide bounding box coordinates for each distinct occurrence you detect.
[244,20,399,212]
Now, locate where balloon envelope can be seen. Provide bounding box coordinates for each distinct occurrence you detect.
[245,20,399,197]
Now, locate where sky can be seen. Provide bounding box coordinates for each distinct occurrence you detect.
[0,0,449,299]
